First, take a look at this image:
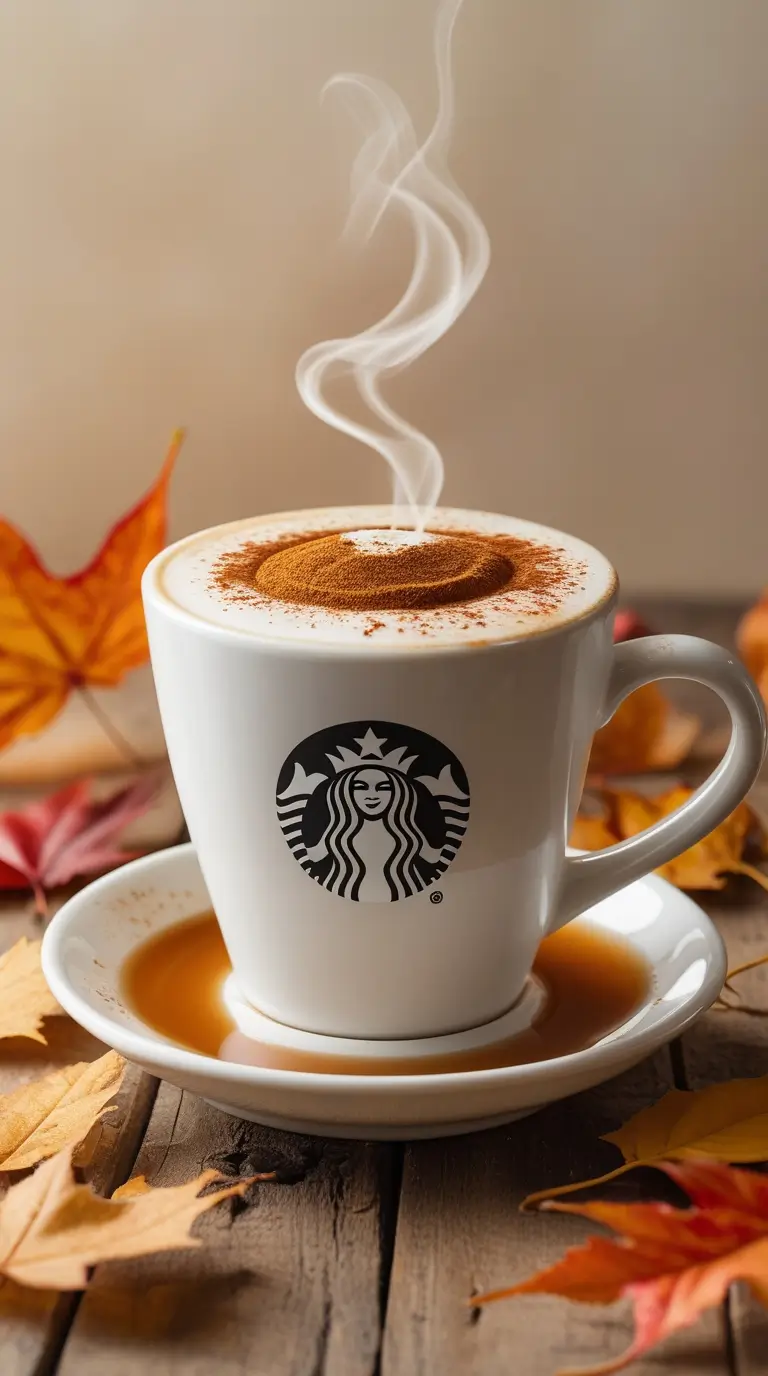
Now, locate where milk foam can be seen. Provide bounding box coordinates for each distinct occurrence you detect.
[150,506,616,650]
[340,528,439,554]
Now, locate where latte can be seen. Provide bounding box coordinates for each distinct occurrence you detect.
[152,506,614,648]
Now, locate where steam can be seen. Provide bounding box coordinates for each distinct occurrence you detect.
[295,0,489,529]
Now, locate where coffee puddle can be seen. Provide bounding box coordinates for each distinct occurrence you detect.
[121,912,650,1075]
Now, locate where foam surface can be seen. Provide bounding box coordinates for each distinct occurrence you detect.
[150,506,616,649]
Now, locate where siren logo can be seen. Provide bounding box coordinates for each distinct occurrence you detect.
[276,720,470,902]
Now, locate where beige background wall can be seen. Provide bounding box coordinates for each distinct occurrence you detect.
[2,0,767,595]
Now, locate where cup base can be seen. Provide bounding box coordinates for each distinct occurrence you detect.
[221,973,548,1063]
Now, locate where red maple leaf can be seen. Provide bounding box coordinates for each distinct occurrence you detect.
[476,1160,768,1375]
[0,776,160,914]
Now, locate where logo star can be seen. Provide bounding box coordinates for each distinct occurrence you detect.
[355,728,387,757]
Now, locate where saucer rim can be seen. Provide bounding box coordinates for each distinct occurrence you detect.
[41,843,727,1096]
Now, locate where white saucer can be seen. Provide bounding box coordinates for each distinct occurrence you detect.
[42,844,726,1140]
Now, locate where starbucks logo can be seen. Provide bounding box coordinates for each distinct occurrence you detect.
[276,720,470,903]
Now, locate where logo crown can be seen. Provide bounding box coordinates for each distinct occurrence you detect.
[326,727,417,775]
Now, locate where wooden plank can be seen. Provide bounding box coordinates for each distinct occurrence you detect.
[382,1053,730,1376]
[58,1084,396,1376]
[0,897,159,1376]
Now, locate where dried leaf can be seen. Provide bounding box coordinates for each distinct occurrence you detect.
[478,1160,768,1376]
[111,1176,153,1200]
[522,1075,768,1210]
[571,785,768,892]
[0,1145,264,1289]
[570,810,619,853]
[587,612,699,775]
[0,775,160,914]
[0,431,183,752]
[0,1051,125,1172]
[589,684,699,776]
[737,592,768,693]
[0,938,60,1043]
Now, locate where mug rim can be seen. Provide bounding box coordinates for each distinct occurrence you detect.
[143,506,619,660]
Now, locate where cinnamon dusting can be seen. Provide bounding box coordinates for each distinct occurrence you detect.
[210,526,579,621]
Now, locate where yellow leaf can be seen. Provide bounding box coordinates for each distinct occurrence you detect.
[111,1176,152,1200]
[522,1075,768,1210]
[0,1051,125,1172]
[572,786,768,893]
[615,786,760,890]
[0,938,60,1043]
[0,1146,257,1290]
[570,810,617,852]
[604,1077,768,1162]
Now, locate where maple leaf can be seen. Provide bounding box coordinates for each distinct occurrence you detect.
[572,785,768,892]
[737,591,768,707]
[0,774,160,914]
[0,1051,125,1172]
[0,937,60,1043]
[0,430,183,752]
[0,1145,270,1289]
[477,1160,768,1376]
[522,1075,768,1210]
[588,612,699,775]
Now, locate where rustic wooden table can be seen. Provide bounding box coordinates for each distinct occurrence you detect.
[1,601,766,1376]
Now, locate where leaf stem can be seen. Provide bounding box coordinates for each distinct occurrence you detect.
[77,687,146,769]
[520,1158,640,1212]
[729,860,768,892]
[723,951,768,982]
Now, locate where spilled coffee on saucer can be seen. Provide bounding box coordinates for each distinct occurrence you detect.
[122,912,650,1076]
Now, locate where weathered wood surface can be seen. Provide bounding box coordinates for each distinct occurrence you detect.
[57,1084,395,1376]
[0,600,764,1375]
[381,1054,733,1376]
[0,895,159,1376]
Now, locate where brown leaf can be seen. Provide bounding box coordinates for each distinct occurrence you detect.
[479,1161,768,1375]
[0,938,60,1043]
[572,786,768,892]
[0,1051,125,1172]
[589,684,699,776]
[0,1146,259,1289]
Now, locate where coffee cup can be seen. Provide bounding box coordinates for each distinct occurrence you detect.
[142,505,766,1040]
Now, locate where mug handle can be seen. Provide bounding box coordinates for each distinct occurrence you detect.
[551,634,767,932]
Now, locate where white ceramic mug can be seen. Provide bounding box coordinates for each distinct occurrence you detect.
[142,506,766,1040]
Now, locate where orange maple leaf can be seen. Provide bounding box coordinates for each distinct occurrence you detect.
[737,592,768,706]
[587,613,699,775]
[0,431,183,751]
[476,1160,768,1375]
[573,785,767,892]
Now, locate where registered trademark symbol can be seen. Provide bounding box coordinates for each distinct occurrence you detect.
[429,890,444,905]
